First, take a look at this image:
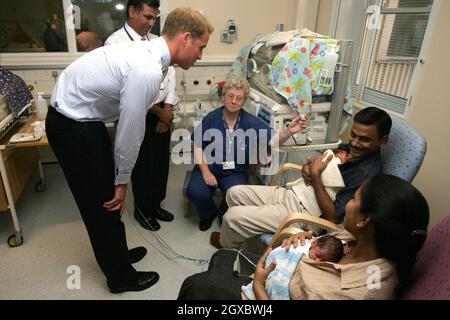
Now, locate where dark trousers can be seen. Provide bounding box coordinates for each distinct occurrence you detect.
[46,107,136,284]
[131,107,170,216]
[186,165,248,221]
[178,249,259,300]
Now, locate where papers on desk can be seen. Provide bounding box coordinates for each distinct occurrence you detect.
[9,132,42,144]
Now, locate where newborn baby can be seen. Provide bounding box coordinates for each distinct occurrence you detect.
[287,149,347,217]
[333,149,350,165]
[242,235,344,300]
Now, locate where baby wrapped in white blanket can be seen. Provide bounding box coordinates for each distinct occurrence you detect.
[288,149,347,217]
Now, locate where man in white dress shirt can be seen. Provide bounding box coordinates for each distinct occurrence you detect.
[46,7,213,294]
[105,0,177,232]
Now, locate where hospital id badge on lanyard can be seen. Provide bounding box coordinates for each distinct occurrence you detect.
[223,110,241,170]
[223,161,236,170]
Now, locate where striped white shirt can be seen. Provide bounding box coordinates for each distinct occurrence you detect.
[105,23,178,106]
[50,37,171,185]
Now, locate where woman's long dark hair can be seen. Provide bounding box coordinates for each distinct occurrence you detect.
[359,174,429,296]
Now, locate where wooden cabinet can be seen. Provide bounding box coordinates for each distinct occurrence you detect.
[0,116,46,213]
[0,147,39,211]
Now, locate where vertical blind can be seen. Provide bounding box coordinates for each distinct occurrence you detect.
[333,0,433,114]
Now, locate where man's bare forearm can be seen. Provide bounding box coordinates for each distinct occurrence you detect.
[311,176,339,223]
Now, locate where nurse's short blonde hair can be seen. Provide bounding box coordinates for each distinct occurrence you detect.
[223,75,250,99]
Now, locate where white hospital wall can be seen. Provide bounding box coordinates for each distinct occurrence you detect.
[172,0,321,109]
[407,0,450,227]
[167,0,299,59]
[167,0,319,110]
[315,0,334,36]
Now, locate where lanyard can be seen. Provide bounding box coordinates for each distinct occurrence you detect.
[123,26,148,41]
[222,110,241,155]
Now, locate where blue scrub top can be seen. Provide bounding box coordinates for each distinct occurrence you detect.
[192,107,274,175]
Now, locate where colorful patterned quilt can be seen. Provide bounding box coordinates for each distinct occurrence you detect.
[0,65,33,117]
[271,36,352,115]
[228,36,353,116]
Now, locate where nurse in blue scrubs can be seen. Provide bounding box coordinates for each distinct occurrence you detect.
[187,75,307,231]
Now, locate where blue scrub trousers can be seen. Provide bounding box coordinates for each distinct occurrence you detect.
[187,165,248,222]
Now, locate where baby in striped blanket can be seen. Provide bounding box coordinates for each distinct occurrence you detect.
[242,235,344,300]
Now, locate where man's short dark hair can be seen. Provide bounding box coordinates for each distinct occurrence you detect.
[127,0,160,18]
[354,107,392,138]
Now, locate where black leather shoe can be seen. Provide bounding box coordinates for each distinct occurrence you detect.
[154,207,174,222]
[108,271,159,294]
[199,215,216,231]
[128,246,147,264]
[134,209,160,231]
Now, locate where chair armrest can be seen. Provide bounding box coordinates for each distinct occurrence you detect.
[269,163,303,186]
[270,226,304,248]
[269,212,341,248]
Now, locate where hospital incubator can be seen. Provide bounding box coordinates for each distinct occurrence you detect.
[231,29,354,151]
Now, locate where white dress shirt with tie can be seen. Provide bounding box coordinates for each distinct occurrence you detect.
[50,37,171,185]
[105,22,178,106]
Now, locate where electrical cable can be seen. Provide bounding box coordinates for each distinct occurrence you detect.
[180,72,187,126]
[126,194,210,268]
[208,83,217,109]
[291,134,299,146]
[217,92,222,109]
[209,82,224,110]
[220,248,257,268]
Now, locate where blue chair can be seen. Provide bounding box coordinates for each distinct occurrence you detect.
[260,118,427,245]
[380,118,427,183]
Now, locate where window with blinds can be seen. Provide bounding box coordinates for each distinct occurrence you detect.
[386,14,428,58]
[333,0,434,114]
[383,0,433,59]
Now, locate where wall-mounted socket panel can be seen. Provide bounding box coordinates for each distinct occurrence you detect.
[175,65,230,100]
